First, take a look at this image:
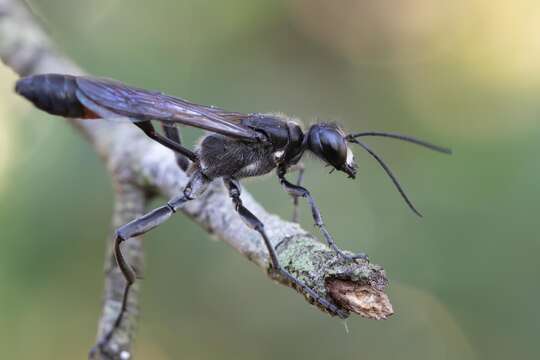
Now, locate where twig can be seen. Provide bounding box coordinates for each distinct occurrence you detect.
[95,182,146,359]
[0,0,393,358]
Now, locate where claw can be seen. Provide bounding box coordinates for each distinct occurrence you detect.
[333,248,369,262]
[276,267,348,319]
[89,338,129,360]
[88,340,109,360]
[349,252,369,261]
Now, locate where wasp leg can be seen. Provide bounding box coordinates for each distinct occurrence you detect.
[277,168,368,261]
[289,163,305,223]
[135,121,198,163]
[161,123,190,171]
[223,178,347,318]
[91,170,210,358]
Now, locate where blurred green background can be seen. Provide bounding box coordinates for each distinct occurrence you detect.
[1,0,539,359]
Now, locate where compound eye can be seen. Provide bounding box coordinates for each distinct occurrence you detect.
[308,125,357,177]
[319,128,348,167]
[323,134,358,178]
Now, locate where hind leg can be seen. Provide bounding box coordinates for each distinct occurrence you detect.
[161,123,191,171]
[90,170,210,358]
[135,121,198,163]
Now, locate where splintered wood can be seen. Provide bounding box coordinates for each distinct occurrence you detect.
[327,279,394,320]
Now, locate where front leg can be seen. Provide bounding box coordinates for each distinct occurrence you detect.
[288,163,305,223]
[223,178,347,318]
[277,167,368,261]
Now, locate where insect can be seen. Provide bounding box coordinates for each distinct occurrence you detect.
[15,73,451,352]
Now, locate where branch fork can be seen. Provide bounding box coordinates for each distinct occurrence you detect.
[0,1,393,358]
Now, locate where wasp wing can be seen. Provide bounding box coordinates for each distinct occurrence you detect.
[75,76,261,142]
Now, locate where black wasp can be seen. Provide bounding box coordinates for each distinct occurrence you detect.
[15,74,451,349]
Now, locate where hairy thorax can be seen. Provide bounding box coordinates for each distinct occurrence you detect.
[198,134,278,179]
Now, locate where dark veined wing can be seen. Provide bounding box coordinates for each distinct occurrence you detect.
[75,76,262,142]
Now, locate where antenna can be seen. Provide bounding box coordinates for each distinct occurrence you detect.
[347,131,452,154]
[348,138,423,217]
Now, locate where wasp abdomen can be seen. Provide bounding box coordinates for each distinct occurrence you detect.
[15,74,96,119]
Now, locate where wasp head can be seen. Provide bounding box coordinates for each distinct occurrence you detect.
[306,123,357,178]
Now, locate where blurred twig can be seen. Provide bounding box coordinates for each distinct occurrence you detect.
[0,0,392,359]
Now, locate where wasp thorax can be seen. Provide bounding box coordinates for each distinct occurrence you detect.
[307,123,357,178]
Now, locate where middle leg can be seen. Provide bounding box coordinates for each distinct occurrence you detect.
[223,178,347,318]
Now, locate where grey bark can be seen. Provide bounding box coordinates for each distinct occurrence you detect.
[0,1,393,359]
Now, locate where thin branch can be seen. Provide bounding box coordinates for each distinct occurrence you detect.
[0,0,393,359]
[96,182,146,359]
